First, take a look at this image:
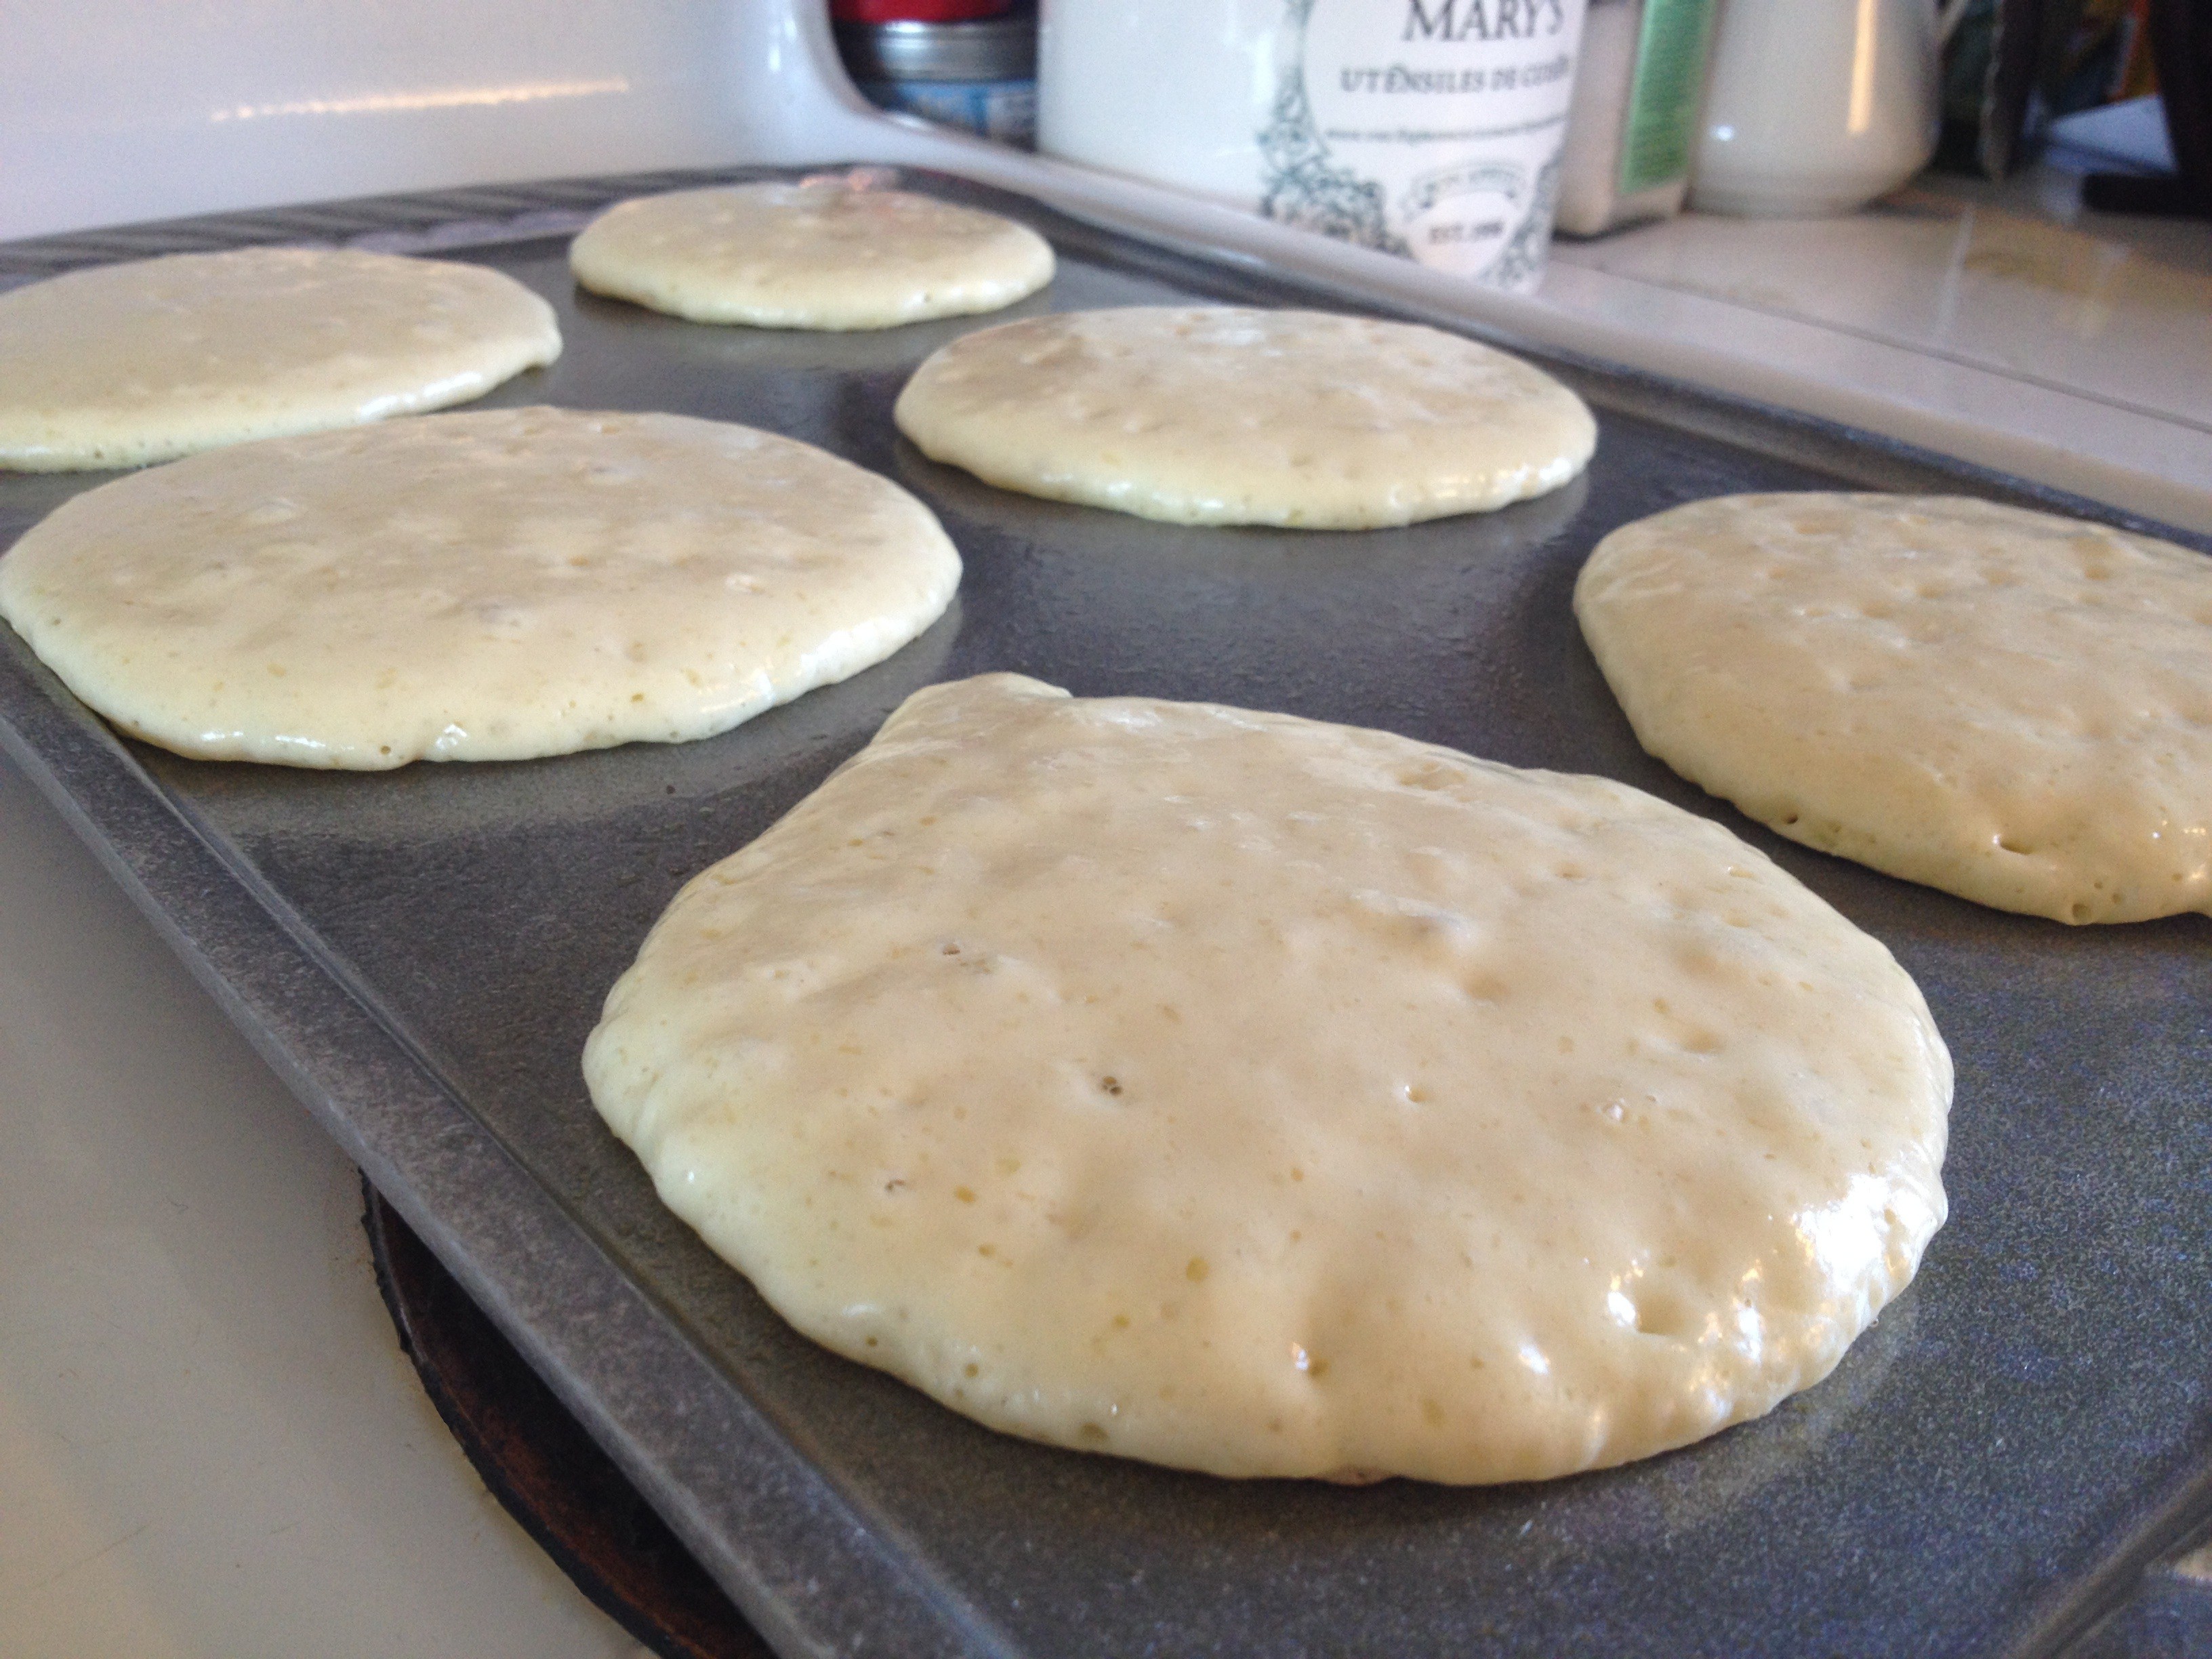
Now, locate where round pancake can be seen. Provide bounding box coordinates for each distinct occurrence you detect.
[0,247,560,471]
[890,306,1597,528]
[0,406,960,769]
[1574,493,2212,924]
[584,673,1952,1484]
[569,182,1054,329]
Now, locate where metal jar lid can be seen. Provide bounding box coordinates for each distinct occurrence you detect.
[834,16,1037,83]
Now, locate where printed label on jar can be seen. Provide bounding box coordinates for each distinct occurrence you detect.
[1258,0,1588,290]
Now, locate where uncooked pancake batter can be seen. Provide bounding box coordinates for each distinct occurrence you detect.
[585,674,1952,1483]
[569,181,1054,329]
[1575,493,2212,923]
[892,306,1596,528]
[0,407,960,767]
[0,247,560,470]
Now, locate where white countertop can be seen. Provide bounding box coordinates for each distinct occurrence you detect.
[1,152,2206,1654]
[1540,166,2212,531]
[0,756,644,1657]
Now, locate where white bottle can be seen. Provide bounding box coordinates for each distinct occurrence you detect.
[1041,0,1591,291]
[1553,0,1719,237]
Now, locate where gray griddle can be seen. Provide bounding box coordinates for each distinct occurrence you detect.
[3,170,2209,1659]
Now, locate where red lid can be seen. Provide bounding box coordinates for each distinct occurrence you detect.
[832,0,1013,20]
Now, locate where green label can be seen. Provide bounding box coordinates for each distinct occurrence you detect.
[1619,0,1717,196]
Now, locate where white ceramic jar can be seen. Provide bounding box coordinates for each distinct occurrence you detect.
[1040,0,1592,291]
[1689,0,1940,216]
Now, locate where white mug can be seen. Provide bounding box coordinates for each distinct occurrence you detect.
[1689,0,1940,216]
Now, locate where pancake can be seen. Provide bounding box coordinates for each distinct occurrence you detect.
[584,673,1952,1483]
[0,407,960,768]
[0,247,559,471]
[890,306,1596,528]
[1574,493,2212,923]
[569,182,1054,329]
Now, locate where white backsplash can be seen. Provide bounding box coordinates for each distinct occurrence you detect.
[3,0,848,241]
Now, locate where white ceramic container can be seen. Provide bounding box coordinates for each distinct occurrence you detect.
[1040,0,1592,291]
[1689,0,1940,216]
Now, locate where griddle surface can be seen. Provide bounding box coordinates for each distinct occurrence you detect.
[3,171,2208,1658]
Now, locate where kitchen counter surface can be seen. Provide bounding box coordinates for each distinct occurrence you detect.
[1,165,2205,1656]
[1553,176,2212,441]
[0,753,642,1657]
[1539,165,2212,531]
